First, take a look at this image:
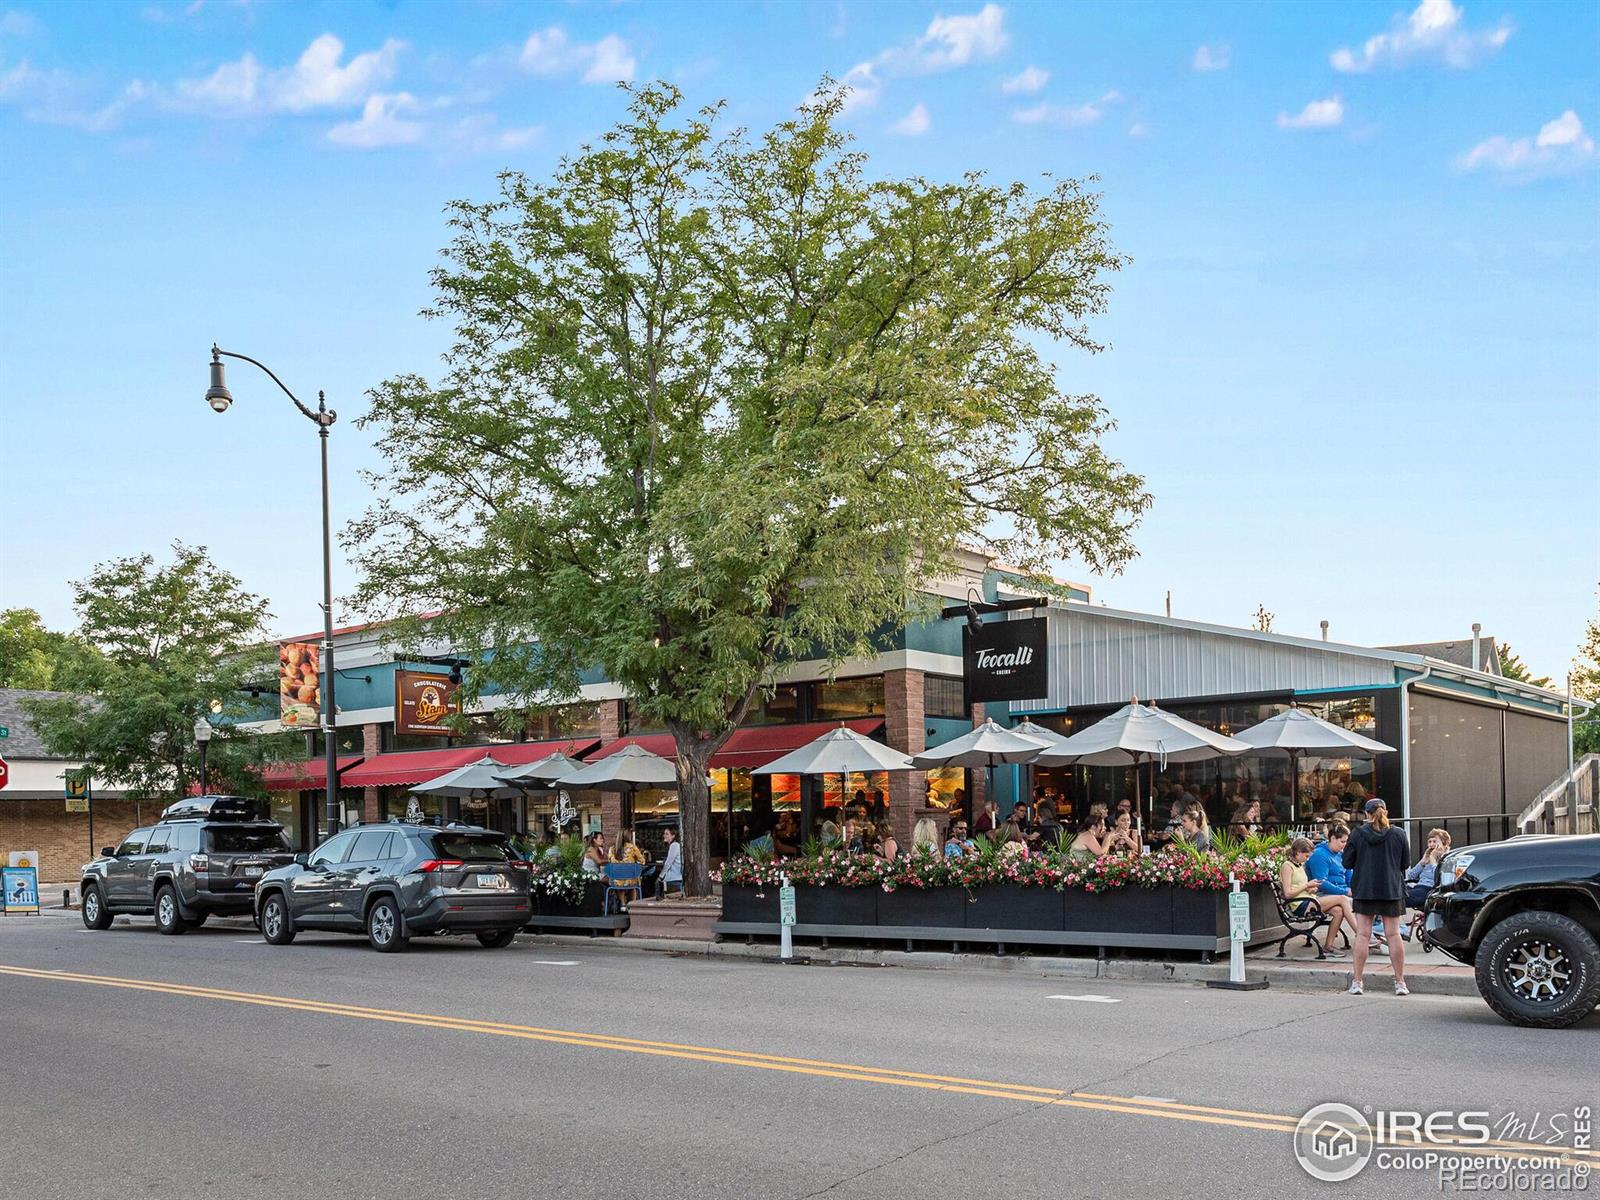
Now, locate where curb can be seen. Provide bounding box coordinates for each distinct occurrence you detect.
[520,933,1480,997]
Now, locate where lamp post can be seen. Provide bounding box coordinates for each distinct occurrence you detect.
[205,345,341,843]
[193,717,213,798]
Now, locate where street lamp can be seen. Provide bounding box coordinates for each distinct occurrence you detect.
[204,344,342,842]
[193,717,213,798]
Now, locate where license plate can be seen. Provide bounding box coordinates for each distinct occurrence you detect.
[477,873,508,889]
[243,866,263,877]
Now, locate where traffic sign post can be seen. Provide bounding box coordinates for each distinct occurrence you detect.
[1206,874,1269,992]
[0,753,9,791]
[778,877,796,962]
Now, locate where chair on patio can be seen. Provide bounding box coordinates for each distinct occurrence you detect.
[1269,877,1349,960]
[603,863,644,915]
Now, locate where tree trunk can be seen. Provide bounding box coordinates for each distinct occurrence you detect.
[671,728,719,899]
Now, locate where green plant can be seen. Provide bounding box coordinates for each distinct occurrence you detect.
[1208,829,1244,862]
[742,839,774,863]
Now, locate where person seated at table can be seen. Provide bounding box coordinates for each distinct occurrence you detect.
[1228,800,1261,841]
[1067,814,1110,859]
[840,818,865,854]
[998,822,1030,860]
[943,819,972,858]
[819,819,840,847]
[611,828,648,864]
[1009,802,1033,834]
[874,824,900,861]
[912,817,940,854]
[582,832,608,875]
[973,798,1001,834]
[1280,836,1352,959]
[1176,808,1211,852]
[772,812,801,857]
[1306,823,1352,899]
[1104,810,1141,854]
[1399,828,1451,938]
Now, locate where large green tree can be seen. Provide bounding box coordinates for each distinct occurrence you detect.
[0,607,96,689]
[24,542,280,803]
[350,83,1150,894]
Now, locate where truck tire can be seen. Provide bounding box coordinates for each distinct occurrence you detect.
[1475,910,1600,1029]
[81,883,114,930]
[259,892,296,945]
[154,884,188,935]
[476,929,517,948]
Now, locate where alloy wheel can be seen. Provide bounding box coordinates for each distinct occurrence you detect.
[371,904,395,945]
[158,893,175,927]
[263,903,281,940]
[84,892,99,922]
[1503,939,1572,1002]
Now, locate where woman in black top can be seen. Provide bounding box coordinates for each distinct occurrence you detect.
[1341,798,1412,997]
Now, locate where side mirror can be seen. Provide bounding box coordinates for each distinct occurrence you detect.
[294,852,310,866]
[100,846,116,858]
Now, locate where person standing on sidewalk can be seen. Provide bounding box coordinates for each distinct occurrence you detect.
[1342,798,1411,996]
[658,827,683,897]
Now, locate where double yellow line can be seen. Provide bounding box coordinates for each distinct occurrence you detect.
[2,962,1594,1167]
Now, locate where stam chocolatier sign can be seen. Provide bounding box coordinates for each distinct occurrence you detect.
[964,617,1049,703]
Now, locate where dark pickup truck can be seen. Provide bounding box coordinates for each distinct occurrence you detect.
[1422,833,1600,1028]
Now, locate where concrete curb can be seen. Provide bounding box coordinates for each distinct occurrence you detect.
[521,932,1480,997]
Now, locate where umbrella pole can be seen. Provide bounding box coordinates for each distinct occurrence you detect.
[1135,755,1144,843]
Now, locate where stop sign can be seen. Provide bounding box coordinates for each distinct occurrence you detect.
[0,755,8,790]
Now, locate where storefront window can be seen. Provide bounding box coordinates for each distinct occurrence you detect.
[814,676,885,720]
[922,767,965,815]
[268,793,301,850]
[924,676,966,719]
[743,684,804,726]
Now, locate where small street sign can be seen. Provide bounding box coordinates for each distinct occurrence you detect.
[0,754,9,791]
[778,884,796,927]
[1228,890,1251,942]
[0,724,10,737]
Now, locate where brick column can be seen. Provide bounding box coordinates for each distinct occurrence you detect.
[596,700,626,838]
[361,723,382,823]
[967,702,987,812]
[598,699,624,743]
[883,668,925,848]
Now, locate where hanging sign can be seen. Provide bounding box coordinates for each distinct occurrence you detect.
[394,669,462,736]
[279,641,322,728]
[2,866,39,914]
[965,617,1048,703]
[65,768,91,812]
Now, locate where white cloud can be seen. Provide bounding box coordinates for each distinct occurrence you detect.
[1011,90,1121,128]
[1192,43,1230,72]
[1001,64,1048,95]
[1128,121,1148,138]
[0,57,149,131]
[327,90,541,153]
[824,4,1008,115]
[177,33,403,115]
[1276,95,1344,131]
[1,10,39,36]
[518,25,635,84]
[888,101,930,136]
[1331,0,1511,73]
[1457,109,1597,178]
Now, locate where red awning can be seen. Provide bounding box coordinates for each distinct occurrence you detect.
[257,756,363,791]
[339,738,600,789]
[589,719,886,772]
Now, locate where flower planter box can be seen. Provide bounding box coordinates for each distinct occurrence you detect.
[1067,886,1174,935]
[877,884,968,929]
[721,884,780,924]
[795,882,877,927]
[964,883,1066,932]
[529,878,608,919]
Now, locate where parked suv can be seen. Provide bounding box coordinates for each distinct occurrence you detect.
[80,795,295,934]
[254,822,531,952]
[1422,833,1600,1028]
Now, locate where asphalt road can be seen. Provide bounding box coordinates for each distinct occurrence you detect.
[1,910,1594,1200]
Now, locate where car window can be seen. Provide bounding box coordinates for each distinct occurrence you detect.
[427,833,511,861]
[307,832,357,868]
[387,834,411,860]
[117,828,153,856]
[207,827,292,854]
[145,825,173,854]
[349,830,392,861]
[171,824,202,855]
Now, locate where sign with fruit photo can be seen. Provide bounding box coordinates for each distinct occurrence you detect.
[279,641,321,728]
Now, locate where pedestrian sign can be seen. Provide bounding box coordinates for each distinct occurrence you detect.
[778,884,796,927]
[2,866,40,915]
[1228,890,1251,941]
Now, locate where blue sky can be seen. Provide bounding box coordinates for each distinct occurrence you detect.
[2,0,1596,681]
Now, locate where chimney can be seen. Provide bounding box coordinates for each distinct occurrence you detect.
[1165,590,1172,618]
[1471,622,1482,672]
[1320,620,1329,642]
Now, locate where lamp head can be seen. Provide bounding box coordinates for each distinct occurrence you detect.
[192,718,213,743]
[206,351,233,414]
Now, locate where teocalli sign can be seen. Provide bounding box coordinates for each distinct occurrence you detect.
[964,617,1048,703]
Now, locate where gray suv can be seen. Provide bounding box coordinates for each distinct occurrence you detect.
[254,822,531,952]
[80,795,295,934]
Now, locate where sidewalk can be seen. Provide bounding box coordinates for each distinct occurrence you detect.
[519,930,1478,996]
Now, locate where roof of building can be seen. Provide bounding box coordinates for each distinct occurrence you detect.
[1380,637,1500,675]
[0,688,70,759]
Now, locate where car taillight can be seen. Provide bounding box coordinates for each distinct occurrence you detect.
[417,859,465,873]
[189,854,210,873]
[509,860,530,870]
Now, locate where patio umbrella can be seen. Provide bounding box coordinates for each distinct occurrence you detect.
[1032,703,1250,836]
[1231,707,1395,821]
[911,719,1051,830]
[494,751,586,789]
[560,743,679,826]
[409,754,520,799]
[752,725,915,834]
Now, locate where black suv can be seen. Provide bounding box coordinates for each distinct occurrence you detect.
[254,822,531,952]
[1422,833,1600,1028]
[80,795,295,934]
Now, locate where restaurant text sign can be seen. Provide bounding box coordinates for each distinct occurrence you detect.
[394,670,462,736]
[965,617,1048,703]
